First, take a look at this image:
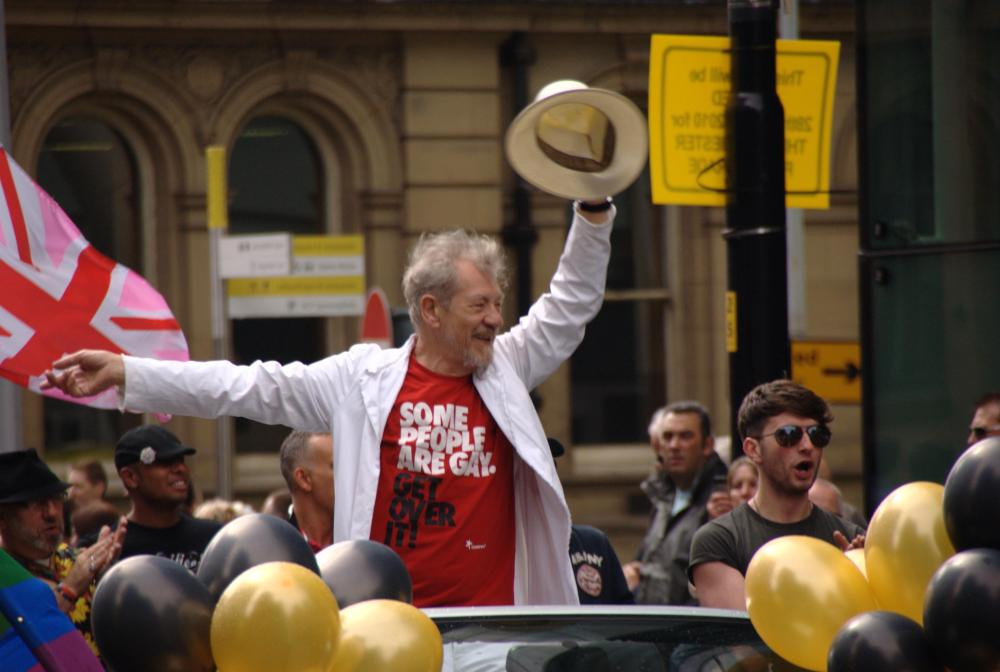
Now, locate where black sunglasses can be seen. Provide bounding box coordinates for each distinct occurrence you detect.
[755,424,832,448]
[969,424,1000,441]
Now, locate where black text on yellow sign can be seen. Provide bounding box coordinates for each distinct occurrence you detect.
[791,341,861,405]
[227,276,365,297]
[725,291,737,353]
[648,35,840,209]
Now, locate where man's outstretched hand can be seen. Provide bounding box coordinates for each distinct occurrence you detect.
[42,350,125,398]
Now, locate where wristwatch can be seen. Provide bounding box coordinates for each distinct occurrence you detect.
[576,197,613,213]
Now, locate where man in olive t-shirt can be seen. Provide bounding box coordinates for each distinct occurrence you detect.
[688,380,866,610]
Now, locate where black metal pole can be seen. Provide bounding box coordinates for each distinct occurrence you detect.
[724,0,790,450]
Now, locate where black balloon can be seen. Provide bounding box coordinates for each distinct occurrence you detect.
[92,555,214,672]
[317,539,412,608]
[943,436,1000,551]
[923,548,1000,672]
[196,512,319,603]
[827,611,943,672]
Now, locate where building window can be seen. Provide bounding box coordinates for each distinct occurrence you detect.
[571,166,668,444]
[229,115,325,453]
[36,117,142,453]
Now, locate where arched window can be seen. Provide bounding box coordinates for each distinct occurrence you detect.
[229,115,325,453]
[36,117,142,452]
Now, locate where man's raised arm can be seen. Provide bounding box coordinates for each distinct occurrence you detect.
[43,350,125,398]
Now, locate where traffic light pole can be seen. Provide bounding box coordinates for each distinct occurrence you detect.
[724,0,791,450]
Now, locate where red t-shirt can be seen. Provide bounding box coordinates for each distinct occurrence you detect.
[369,356,515,607]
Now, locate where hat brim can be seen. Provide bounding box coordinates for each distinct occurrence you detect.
[0,479,69,505]
[116,445,196,469]
[505,87,649,201]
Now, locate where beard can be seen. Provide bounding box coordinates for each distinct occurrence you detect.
[758,449,815,497]
[442,325,495,376]
[5,514,62,558]
[463,341,493,376]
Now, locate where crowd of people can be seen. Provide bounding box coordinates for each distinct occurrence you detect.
[5,193,999,664]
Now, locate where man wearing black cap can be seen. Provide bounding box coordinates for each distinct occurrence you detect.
[115,425,222,572]
[0,449,125,655]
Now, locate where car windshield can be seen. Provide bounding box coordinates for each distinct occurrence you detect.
[428,606,807,672]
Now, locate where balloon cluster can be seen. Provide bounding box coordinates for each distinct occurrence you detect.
[745,437,1000,672]
[90,513,440,672]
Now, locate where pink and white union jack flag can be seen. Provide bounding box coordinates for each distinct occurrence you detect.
[0,146,188,409]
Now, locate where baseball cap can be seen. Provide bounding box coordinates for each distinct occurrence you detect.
[115,425,196,469]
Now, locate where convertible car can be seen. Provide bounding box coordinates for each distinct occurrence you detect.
[427,605,807,672]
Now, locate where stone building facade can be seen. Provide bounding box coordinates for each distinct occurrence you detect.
[6,1,858,555]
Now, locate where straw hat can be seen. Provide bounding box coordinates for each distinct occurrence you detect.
[505,80,648,200]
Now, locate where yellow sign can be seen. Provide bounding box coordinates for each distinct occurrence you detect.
[791,341,861,404]
[725,291,737,353]
[649,35,840,209]
[228,276,364,297]
[293,235,364,257]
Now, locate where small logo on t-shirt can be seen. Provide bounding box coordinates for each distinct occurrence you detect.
[576,563,603,598]
[465,539,486,551]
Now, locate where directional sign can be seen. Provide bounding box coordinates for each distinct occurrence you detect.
[648,35,840,209]
[226,234,365,318]
[227,276,365,318]
[791,340,861,404]
[218,233,291,278]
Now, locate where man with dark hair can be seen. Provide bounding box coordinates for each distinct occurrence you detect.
[968,391,1000,447]
[624,401,728,604]
[44,199,617,606]
[280,430,334,552]
[688,380,865,610]
[0,450,124,656]
[115,425,222,573]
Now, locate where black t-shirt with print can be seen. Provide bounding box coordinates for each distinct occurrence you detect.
[119,514,222,573]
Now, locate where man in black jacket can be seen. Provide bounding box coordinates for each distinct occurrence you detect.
[624,401,727,604]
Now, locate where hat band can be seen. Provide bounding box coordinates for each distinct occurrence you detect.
[537,124,616,173]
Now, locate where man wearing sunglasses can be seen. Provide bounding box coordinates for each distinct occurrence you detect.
[687,380,865,610]
[967,392,1000,447]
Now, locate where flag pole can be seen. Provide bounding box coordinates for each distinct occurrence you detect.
[0,0,24,455]
[206,146,233,499]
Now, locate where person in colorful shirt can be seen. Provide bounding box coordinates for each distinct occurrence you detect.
[44,198,616,606]
[0,449,125,657]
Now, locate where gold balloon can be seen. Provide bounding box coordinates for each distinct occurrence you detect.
[328,599,442,672]
[211,561,341,672]
[845,548,868,580]
[865,481,955,625]
[746,535,878,672]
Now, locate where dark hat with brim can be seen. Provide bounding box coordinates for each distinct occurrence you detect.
[0,449,70,504]
[115,424,196,470]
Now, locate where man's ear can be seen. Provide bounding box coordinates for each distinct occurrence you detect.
[742,437,762,463]
[293,467,312,493]
[119,466,140,490]
[419,294,441,328]
[703,435,716,456]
